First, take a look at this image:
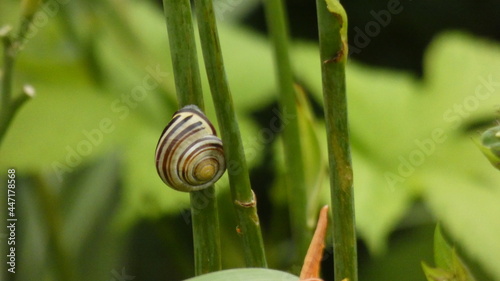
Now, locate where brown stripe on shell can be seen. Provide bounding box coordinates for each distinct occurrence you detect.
[178,105,217,136]
[155,114,198,184]
[162,124,205,187]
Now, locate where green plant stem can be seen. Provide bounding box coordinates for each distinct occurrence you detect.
[0,88,32,147]
[0,25,34,147]
[194,0,268,267]
[0,0,40,146]
[0,0,41,147]
[0,57,15,144]
[263,0,310,260]
[316,0,358,280]
[163,0,203,106]
[189,189,222,274]
[162,0,221,275]
[1,33,14,108]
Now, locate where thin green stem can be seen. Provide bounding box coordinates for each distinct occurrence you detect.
[1,29,14,112]
[316,0,358,281]
[194,0,268,267]
[163,0,203,106]
[0,0,40,146]
[162,0,221,275]
[0,87,33,147]
[0,24,34,147]
[263,0,310,260]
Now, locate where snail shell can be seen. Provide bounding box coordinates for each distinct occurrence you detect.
[155,105,226,192]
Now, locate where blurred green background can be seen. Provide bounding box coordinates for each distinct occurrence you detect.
[1,0,500,280]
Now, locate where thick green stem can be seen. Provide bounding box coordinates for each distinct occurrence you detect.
[263,0,310,260]
[163,0,203,107]
[162,0,221,274]
[194,0,268,267]
[189,188,222,274]
[316,0,358,280]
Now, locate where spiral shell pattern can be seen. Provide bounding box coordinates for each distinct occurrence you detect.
[155,105,226,192]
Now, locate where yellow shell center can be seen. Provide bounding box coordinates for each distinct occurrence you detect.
[195,160,217,182]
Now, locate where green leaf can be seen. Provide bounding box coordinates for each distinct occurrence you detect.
[59,154,117,245]
[295,84,329,228]
[0,83,121,171]
[422,225,477,281]
[352,151,413,254]
[61,153,125,280]
[184,268,299,281]
[433,224,454,270]
[434,226,475,280]
[421,262,454,281]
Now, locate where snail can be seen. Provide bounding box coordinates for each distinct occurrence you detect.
[155,105,226,192]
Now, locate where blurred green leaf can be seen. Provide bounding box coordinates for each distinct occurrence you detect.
[295,84,328,229]
[60,153,122,255]
[351,151,414,254]
[62,153,125,280]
